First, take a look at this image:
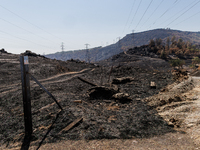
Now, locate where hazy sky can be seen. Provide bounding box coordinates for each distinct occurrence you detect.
[0,0,200,54]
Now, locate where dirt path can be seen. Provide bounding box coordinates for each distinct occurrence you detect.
[0,68,91,96]
[184,77,200,146]
[1,132,197,150]
[157,76,200,147]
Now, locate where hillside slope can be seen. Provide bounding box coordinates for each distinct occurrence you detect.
[46,29,200,62]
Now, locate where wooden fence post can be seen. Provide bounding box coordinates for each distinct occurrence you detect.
[20,56,32,137]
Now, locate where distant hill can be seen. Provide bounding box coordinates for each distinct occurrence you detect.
[46,29,200,62]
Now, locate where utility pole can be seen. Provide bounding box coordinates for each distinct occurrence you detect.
[61,42,64,52]
[85,43,90,63]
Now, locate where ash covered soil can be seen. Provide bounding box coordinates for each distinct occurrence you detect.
[0,50,198,149]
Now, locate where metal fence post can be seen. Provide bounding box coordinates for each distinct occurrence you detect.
[20,56,32,137]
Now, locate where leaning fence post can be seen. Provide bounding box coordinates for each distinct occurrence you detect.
[20,56,33,137]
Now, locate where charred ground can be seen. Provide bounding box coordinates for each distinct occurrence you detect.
[0,49,195,148]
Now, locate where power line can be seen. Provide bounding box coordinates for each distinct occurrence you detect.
[0,4,63,41]
[165,0,200,27]
[128,0,142,29]
[135,0,153,30]
[160,0,179,19]
[174,9,200,26]
[0,4,76,47]
[139,0,164,29]
[147,0,180,30]
[157,0,197,27]
[0,17,57,44]
[122,0,136,34]
[0,30,53,49]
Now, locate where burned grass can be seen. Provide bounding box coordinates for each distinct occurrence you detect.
[0,52,179,148]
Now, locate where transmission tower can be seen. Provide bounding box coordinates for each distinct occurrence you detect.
[117,37,121,50]
[85,43,90,49]
[132,30,135,47]
[85,43,90,63]
[61,42,64,51]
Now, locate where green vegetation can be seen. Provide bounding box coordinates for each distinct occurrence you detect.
[169,59,185,68]
[192,57,200,64]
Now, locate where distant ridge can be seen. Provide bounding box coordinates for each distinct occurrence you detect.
[46,29,200,62]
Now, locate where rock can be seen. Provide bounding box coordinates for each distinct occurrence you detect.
[112,93,132,103]
[150,81,156,89]
[168,122,174,127]
[112,77,134,84]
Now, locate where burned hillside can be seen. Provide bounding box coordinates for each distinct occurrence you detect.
[0,49,196,149]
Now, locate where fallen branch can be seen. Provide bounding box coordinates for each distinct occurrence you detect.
[77,77,97,86]
[73,100,82,103]
[39,100,61,111]
[32,100,61,115]
[59,117,83,134]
